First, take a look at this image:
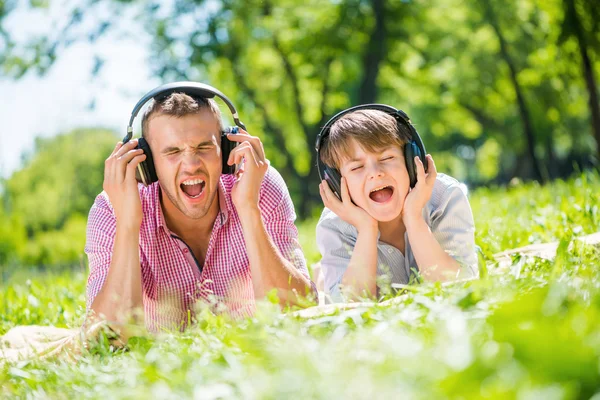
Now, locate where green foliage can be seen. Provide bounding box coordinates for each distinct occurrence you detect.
[0,128,117,268]
[2,173,600,399]
[3,0,599,216]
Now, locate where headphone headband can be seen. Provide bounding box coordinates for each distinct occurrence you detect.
[315,103,425,155]
[124,81,246,142]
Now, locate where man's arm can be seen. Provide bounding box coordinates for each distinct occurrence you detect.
[86,139,147,332]
[227,132,315,306]
[238,206,315,305]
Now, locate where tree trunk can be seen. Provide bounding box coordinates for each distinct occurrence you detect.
[357,0,386,104]
[482,1,545,182]
[567,0,600,158]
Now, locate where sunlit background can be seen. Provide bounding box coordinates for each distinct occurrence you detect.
[1,0,599,269]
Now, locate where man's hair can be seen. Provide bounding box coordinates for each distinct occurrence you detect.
[320,109,412,169]
[141,92,224,138]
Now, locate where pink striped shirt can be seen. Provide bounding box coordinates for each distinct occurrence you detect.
[85,167,312,332]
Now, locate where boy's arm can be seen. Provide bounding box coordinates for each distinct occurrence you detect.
[404,156,477,281]
[318,178,379,301]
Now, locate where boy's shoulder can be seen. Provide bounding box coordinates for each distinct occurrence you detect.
[429,173,468,209]
[317,207,358,239]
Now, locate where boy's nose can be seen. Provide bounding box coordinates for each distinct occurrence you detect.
[367,165,385,179]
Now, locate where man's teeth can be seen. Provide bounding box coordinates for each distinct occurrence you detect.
[182,179,204,185]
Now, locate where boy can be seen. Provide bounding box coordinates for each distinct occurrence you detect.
[316,107,477,303]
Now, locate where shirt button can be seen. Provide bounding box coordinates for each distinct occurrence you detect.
[183,248,189,253]
[388,248,393,254]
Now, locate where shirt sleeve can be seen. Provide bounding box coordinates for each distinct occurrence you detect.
[261,167,317,297]
[429,183,478,279]
[84,192,117,310]
[315,211,356,303]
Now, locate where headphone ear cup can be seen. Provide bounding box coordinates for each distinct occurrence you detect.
[136,138,158,185]
[324,166,343,202]
[221,127,239,174]
[405,140,422,188]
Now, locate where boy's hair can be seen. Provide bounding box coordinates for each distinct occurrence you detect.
[320,109,412,169]
[141,92,224,138]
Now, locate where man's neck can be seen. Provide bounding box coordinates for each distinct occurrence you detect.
[160,189,220,243]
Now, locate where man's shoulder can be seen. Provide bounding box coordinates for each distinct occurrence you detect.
[261,165,288,195]
[259,166,292,209]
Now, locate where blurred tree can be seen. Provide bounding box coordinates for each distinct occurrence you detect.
[1,0,599,218]
[479,0,545,182]
[4,128,117,236]
[559,0,600,156]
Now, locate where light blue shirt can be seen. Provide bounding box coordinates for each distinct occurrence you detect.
[316,173,478,303]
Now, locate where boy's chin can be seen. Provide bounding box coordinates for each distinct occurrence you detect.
[366,205,402,223]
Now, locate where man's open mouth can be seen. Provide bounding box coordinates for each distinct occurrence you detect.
[369,185,394,203]
[180,179,206,199]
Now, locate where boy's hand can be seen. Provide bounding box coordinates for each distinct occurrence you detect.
[402,154,437,224]
[320,176,377,234]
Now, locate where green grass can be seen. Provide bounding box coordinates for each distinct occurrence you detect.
[2,172,600,399]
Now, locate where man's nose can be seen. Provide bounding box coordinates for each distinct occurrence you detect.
[182,149,204,167]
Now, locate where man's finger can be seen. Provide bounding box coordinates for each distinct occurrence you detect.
[229,143,258,167]
[109,141,123,158]
[114,139,139,159]
[227,133,266,161]
[125,153,147,181]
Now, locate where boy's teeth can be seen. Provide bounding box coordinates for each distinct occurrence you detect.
[182,179,204,185]
[370,185,389,193]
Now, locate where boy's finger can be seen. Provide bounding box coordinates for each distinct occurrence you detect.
[340,177,351,204]
[322,180,342,207]
[425,154,438,183]
[415,156,426,182]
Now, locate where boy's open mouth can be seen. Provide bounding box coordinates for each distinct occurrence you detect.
[180,179,205,199]
[369,185,394,203]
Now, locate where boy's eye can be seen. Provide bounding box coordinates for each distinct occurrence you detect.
[381,156,394,161]
[350,165,363,171]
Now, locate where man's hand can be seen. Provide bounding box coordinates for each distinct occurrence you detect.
[402,154,437,224]
[226,130,269,214]
[103,139,146,228]
[319,176,378,234]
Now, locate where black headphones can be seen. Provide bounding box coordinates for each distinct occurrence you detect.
[123,81,246,186]
[315,104,428,201]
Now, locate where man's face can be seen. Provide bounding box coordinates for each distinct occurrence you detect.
[146,111,223,220]
[339,138,410,222]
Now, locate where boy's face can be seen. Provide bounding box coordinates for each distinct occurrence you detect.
[339,138,410,222]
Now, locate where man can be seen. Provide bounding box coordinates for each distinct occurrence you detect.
[85,91,316,332]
